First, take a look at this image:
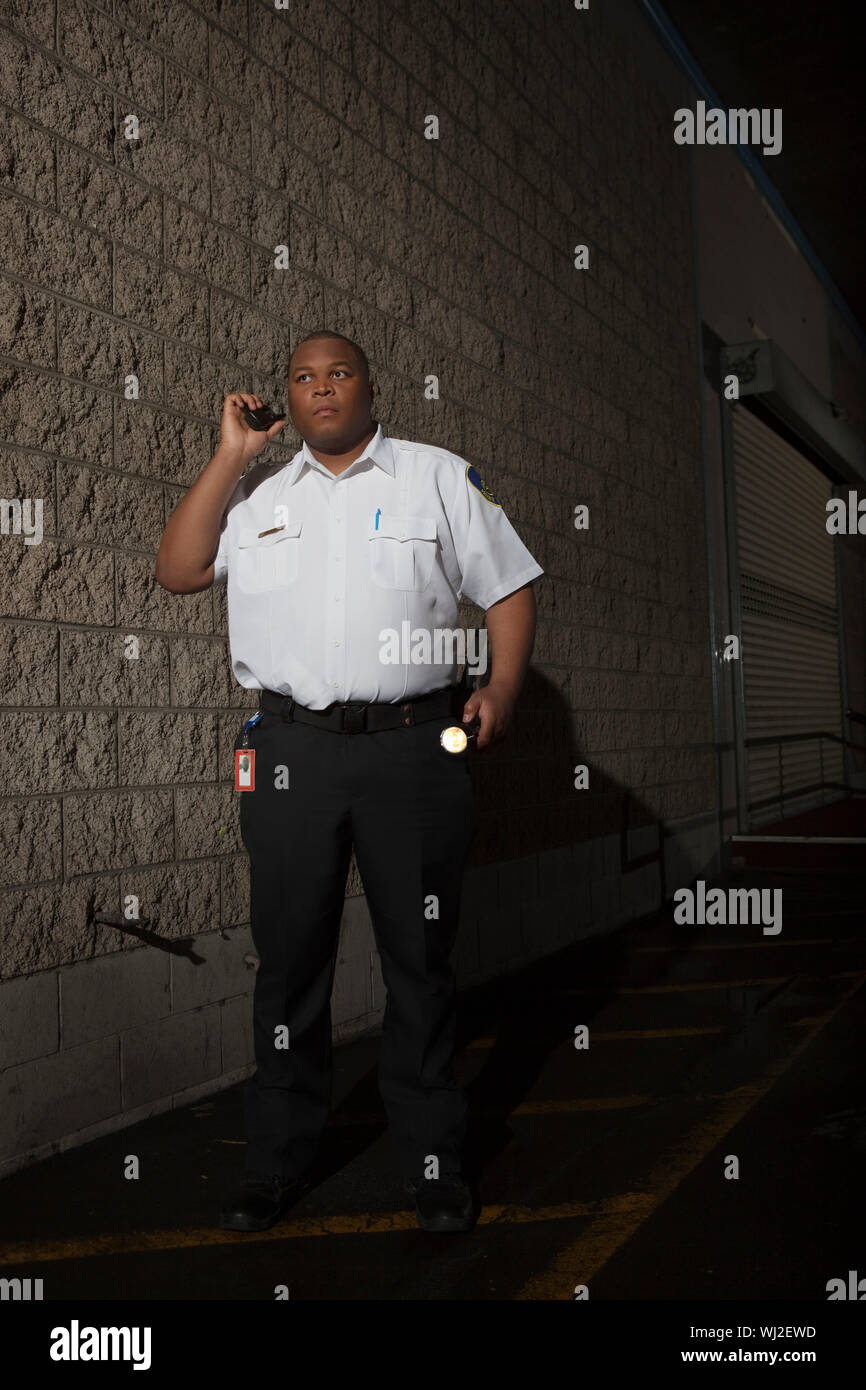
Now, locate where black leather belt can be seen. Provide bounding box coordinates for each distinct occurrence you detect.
[260,681,467,734]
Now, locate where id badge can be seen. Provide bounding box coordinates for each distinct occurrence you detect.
[235,747,255,791]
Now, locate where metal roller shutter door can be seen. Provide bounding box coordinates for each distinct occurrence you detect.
[732,404,843,827]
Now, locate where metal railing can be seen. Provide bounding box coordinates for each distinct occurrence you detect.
[743,710,866,822]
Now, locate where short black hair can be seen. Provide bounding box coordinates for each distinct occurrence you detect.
[289,330,369,381]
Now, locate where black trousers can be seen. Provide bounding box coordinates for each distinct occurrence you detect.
[237,701,477,1185]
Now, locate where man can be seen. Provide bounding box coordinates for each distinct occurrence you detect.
[155,331,543,1234]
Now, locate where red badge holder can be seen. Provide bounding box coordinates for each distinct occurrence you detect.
[235,747,255,791]
[235,710,262,791]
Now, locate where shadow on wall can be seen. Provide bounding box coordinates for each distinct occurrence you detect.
[467,664,673,868]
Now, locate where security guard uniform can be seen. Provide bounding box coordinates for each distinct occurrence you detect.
[214,422,544,1187]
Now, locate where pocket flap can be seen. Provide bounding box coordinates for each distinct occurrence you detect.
[369,515,437,543]
[238,520,302,548]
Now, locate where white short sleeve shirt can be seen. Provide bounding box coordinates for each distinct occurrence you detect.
[213,423,544,708]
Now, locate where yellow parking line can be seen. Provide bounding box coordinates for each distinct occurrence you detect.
[564,970,863,995]
[2,985,859,1281]
[513,973,866,1299]
[506,1096,648,1116]
[466,1026,729,1046]
[323,1095,651,1129]
[467,1013,833,1048]
[634,935,863,952]
[564,975,790,994]
[0,1192,647,1267]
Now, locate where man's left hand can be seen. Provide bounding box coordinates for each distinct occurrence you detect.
[461,683,516,751]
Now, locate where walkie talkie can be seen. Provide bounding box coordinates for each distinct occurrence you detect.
[243,404,285,431]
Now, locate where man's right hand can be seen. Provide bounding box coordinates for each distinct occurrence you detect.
[221,392,287,465]
[155,394,287,593]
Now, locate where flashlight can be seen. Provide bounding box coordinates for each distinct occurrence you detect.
[439,723,479,753]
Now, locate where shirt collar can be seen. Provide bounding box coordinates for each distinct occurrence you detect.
[282,421,394,485]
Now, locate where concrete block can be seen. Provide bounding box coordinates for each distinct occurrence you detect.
[519,898,558,959]
[568,878,592,933]
[541,889,583,950]
[635,862,662,915]
[220,855,249,926]
[0,1037,119,1162]
[0,537,114,624]
[664,840,692,895]
[588,873,618,924]
[115,243,208,347]
[59,142,164,250]
[346,850,363,897]
[0,970,58,1069]
[0,876,121,980]
[620,867,653,920]
[60,629,170,707]
[586,835,606,877]
[0,797,62,888]
[119,710,218,785]
[536,843,574,896]
[602,831,621,875]
[170,925,255,1013]
[171,635,243,708]
[61,945,170,1048]
[119,861,221,940]
[121,1005,220,1110]
[116,550,211,634]
[58,464,164,549]
[175,784,240,858]
[571,839,593,879]
[0,107,55,199]
[2,711,116,795]
[0,621,59,705]
[338,895,374,956]
[629,820,661,860]
[64,789,173,875]
[497,853,538,903]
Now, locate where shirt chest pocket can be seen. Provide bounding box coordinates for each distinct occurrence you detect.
[236,521,302,593]
[368,515,438,591]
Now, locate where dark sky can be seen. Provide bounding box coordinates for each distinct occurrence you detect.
[658,0,866,333]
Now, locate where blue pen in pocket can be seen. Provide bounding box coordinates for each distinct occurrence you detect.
[375,508,381,530]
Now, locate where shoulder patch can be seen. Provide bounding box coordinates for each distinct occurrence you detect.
[466,463,501,506]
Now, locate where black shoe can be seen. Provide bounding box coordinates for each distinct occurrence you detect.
[410,1174,476,1233]
[219,1173,311,1232]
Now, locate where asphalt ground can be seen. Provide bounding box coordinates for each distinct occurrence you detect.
[1,865,863,1302]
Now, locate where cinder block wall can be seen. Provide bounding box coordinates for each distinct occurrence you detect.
[0,0,716,1174]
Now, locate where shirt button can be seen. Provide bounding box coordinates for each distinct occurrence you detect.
[399,530,405,537]
[335,554,341,560]
[333,595,340,601]
[334,640,340,647]
[332,681,338,687]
